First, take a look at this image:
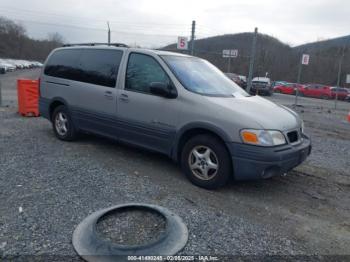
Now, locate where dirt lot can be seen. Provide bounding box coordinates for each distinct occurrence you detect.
[0,70,350,259]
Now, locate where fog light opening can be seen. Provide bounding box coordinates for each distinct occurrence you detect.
[262,166,281,179]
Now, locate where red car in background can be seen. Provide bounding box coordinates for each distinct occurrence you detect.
[274,83,304,95]
[299,84,333,99]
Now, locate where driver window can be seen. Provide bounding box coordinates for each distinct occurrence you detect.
[125,53,170,94]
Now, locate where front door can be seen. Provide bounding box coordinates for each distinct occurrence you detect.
[116,52,179,154]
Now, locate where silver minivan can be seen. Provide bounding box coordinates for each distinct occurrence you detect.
[39,44,311,189]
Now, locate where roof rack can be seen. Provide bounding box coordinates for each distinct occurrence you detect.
[62,43,129,48]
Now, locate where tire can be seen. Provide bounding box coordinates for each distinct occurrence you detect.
[181,134,232,189]
[52,105,78,141]
[321,95,330,100]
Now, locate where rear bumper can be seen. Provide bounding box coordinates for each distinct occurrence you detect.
[250,87,272,95]
[39,97,51,120]
[226,135,312,180]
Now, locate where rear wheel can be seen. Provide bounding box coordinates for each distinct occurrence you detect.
[181,134,232,189]
[52,105,78,141]
[321,95,330,100]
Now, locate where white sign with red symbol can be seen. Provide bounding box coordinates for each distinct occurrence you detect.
[223,49,238,58]
[302,54,310,65]
[177,36,188,50]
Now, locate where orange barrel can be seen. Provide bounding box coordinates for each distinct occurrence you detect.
[17,79,40,117]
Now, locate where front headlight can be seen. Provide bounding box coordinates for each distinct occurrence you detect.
[240,129,286,146]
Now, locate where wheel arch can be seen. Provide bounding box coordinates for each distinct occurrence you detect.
[49,97,69,121]
[171,122,232,163]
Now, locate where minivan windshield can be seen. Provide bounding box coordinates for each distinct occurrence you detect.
[162,55,249,97]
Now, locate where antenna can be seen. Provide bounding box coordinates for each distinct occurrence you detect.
[107,21,111,46]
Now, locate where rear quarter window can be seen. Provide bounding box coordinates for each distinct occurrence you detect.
[44,48,123,88]
[44,49,81,81]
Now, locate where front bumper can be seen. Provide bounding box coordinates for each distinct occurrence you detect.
[226,135,312,180]
[250,87,271,95]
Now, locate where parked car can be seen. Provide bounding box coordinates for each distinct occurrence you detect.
[0,64,6,74]
[274,83,304,95]
[0,60,16,72]
[39,44,311,189]
[345,94,350,102]
[225,73,246,89]
[272,81,288,88]
[238,75,247,89]
[300,84,333,99]
[251,77,273,96]
[0,58,43,71]
[330,87,349,100]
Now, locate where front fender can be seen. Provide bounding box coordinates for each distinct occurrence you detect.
[171,121,232,162]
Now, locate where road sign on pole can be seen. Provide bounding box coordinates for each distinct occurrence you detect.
[223,50,238,73]
[177,36,188,50]
[302,54,310,65]
[222,49,238,58]
[295,53,310,106]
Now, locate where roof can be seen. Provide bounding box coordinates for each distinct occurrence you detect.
[58,44,192,57]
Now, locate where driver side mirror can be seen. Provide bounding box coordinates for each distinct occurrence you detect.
[149,82,177,99]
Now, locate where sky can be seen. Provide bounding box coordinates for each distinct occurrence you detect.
[0,0,349,48]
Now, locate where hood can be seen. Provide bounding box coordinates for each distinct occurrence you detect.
[205,95,300,131]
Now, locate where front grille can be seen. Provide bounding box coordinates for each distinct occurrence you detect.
[287,131,299,143]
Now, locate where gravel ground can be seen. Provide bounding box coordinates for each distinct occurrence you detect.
[96,209,166,246]
[0,70,350,260]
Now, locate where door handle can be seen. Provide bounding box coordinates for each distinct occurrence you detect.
[119,94,129,102]
[104,90,113,99]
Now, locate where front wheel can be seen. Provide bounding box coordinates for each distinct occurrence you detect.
[181,135,232,189]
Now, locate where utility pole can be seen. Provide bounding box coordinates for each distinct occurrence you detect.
[190,20,196,56]
[0,80,2,107]
[107,21,111,45]
[294,56,303,106]
[335,45,346,109]
[247,27,258,93]
[227,57,231,73]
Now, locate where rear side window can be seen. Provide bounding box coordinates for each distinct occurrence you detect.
[44,49,81,81]
[44,49,123,88]
[78,49,123,87]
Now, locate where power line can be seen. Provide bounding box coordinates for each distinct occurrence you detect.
[0,6,188,28]
[11,18,181,38]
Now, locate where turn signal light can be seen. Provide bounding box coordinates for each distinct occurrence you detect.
[241,131,258,144]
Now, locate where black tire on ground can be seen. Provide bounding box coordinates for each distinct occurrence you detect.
[181,134,232,189]
[321,95,330,100]
[52,105,78,141]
